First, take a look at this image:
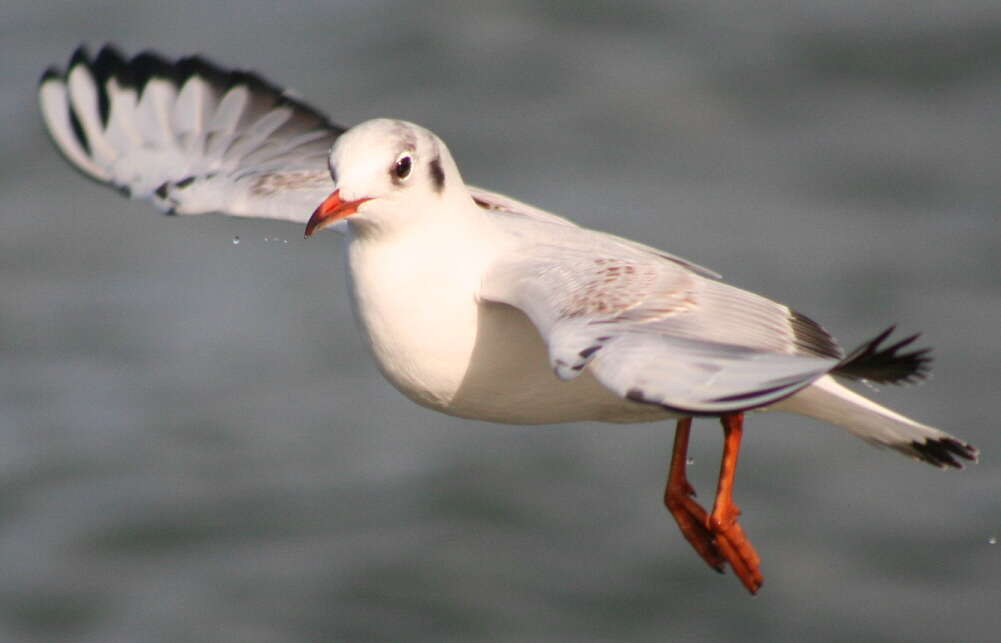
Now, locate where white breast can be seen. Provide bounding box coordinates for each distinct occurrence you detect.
[343,220,670,425]
[344,218,492,407]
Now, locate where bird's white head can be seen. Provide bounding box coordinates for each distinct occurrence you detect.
[305,118,469,238]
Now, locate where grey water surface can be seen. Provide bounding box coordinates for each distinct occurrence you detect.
[2,1,1000,641]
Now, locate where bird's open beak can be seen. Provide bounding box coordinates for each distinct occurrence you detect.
[304,189,372,237]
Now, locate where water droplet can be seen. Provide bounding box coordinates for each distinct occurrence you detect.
[232,236,240,245]
[989,536,997,545]
[264,236,270,243]
[282,239,288,244]
[686,457,695,466]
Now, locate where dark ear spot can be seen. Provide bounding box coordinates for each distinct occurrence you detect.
[327,155,338,183]
[429,155,445,193]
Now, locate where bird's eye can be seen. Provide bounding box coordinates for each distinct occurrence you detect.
[393,154,413,180]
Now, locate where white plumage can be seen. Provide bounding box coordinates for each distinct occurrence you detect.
[38,45,977,469]
[38,45,979,592]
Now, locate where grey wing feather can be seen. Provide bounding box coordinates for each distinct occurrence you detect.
[39,45,622,232]
[39,45,342,223]
[481,228,843,414]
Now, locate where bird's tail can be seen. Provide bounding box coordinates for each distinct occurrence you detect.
[774,375,978,468]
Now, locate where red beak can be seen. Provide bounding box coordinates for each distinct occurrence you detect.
[304,189,372,237]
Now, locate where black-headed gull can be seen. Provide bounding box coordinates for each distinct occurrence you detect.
[39,45,978,594]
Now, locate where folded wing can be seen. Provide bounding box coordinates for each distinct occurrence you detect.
[480,230,845,414]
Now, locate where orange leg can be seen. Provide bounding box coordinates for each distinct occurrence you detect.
[664,418,727,572]
[663,412,764,594]
[710,412,763,593]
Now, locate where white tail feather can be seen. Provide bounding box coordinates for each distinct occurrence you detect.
[774,375,977,468]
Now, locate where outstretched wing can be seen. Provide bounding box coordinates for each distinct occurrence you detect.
[39,45,343,222]
[39,44,595,230]
[480,225,845,414]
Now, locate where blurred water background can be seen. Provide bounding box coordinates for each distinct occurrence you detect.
[2,1,1000,641]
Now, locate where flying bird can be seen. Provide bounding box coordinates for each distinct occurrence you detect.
[39,45,978,593]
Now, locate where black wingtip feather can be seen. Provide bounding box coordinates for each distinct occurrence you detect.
[39,66,63,85]
[93,45,128,85]
[131,50,181,88]
[833,325,932,385]
[911,437,979,469]
[107,44,342,134]
[90,47,128,126]
[790,310,843,359]
[43,43,348,147]
[67,99,89,156]
[69,44,91,70]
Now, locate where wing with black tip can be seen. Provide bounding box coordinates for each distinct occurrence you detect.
[39,45,342,222]
[39,45,609,231]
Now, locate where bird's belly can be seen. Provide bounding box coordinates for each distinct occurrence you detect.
[445,301,673,424]
[346,233,668,425]
[356,283,669,424]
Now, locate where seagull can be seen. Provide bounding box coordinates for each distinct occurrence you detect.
[39,45,978,594]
